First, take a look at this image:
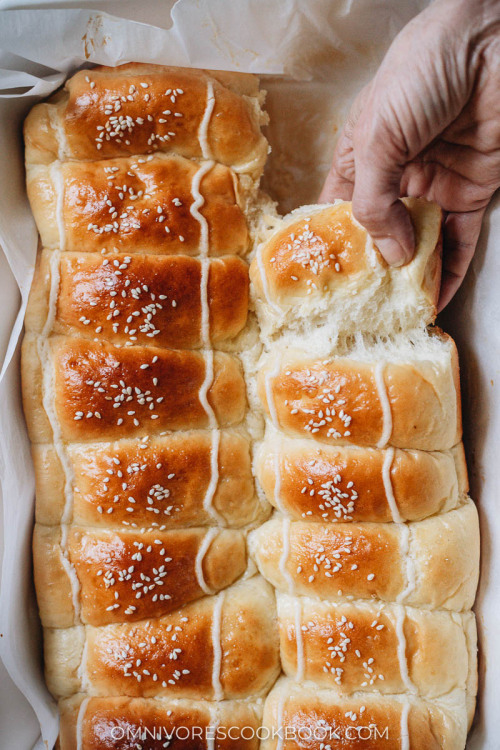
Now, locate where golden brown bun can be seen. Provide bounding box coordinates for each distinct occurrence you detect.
[33,524,247,628]
[45,577,280,701]
[58,694,263,750]
[278,594,477,701]
[26,251,249,349]
[26,156,249,256]
[33,430,267,530]
[251,198,442,339]
[255,435,467,523]
[24,64,268,176]
[261,678,468,750]
[257,332,461,451]
[22,335,247,443]
[249,500,480,611]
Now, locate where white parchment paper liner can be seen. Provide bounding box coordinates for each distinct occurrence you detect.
[0,2,495,748]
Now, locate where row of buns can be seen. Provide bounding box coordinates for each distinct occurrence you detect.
[22,64,284,750]
[248,196,479,750]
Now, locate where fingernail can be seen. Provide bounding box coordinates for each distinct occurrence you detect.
[376,238,409,267]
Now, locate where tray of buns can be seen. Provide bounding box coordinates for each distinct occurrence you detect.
[0,4,497,750]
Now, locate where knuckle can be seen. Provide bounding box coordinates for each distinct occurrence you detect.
[332,147,355,184]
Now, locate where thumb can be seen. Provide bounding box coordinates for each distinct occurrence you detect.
[438,207,486,310]
[351,125,415,266]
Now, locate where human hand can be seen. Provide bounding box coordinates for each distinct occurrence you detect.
[320,0,500,308]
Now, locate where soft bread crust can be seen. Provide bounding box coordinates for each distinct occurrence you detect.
[33,430,266,529]
[26,156,249,256]
[22,335,247,443]
[45,577,280,701]
[251,198,442,339]
[408,501,480,611]
[26,250,249,349]
[257,334,461,451]
[277,594,477,699]
[33,524,247,628]
[58,694,264,750]
[261,678,468,750]
[249,500,479,610]
[24,64,268,176]
[256,436,467,523]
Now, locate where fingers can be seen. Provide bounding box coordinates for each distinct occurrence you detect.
[438,207,486,310]
[320,82,415,266]
[318,158,354,203]
[319,86,370,204]
[351,113,415,266]
[352,157,415,266]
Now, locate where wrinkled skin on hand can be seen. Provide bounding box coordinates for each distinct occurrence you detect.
[320,0,500,308]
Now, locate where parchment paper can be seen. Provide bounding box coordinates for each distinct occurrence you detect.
[0,2,495,749]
